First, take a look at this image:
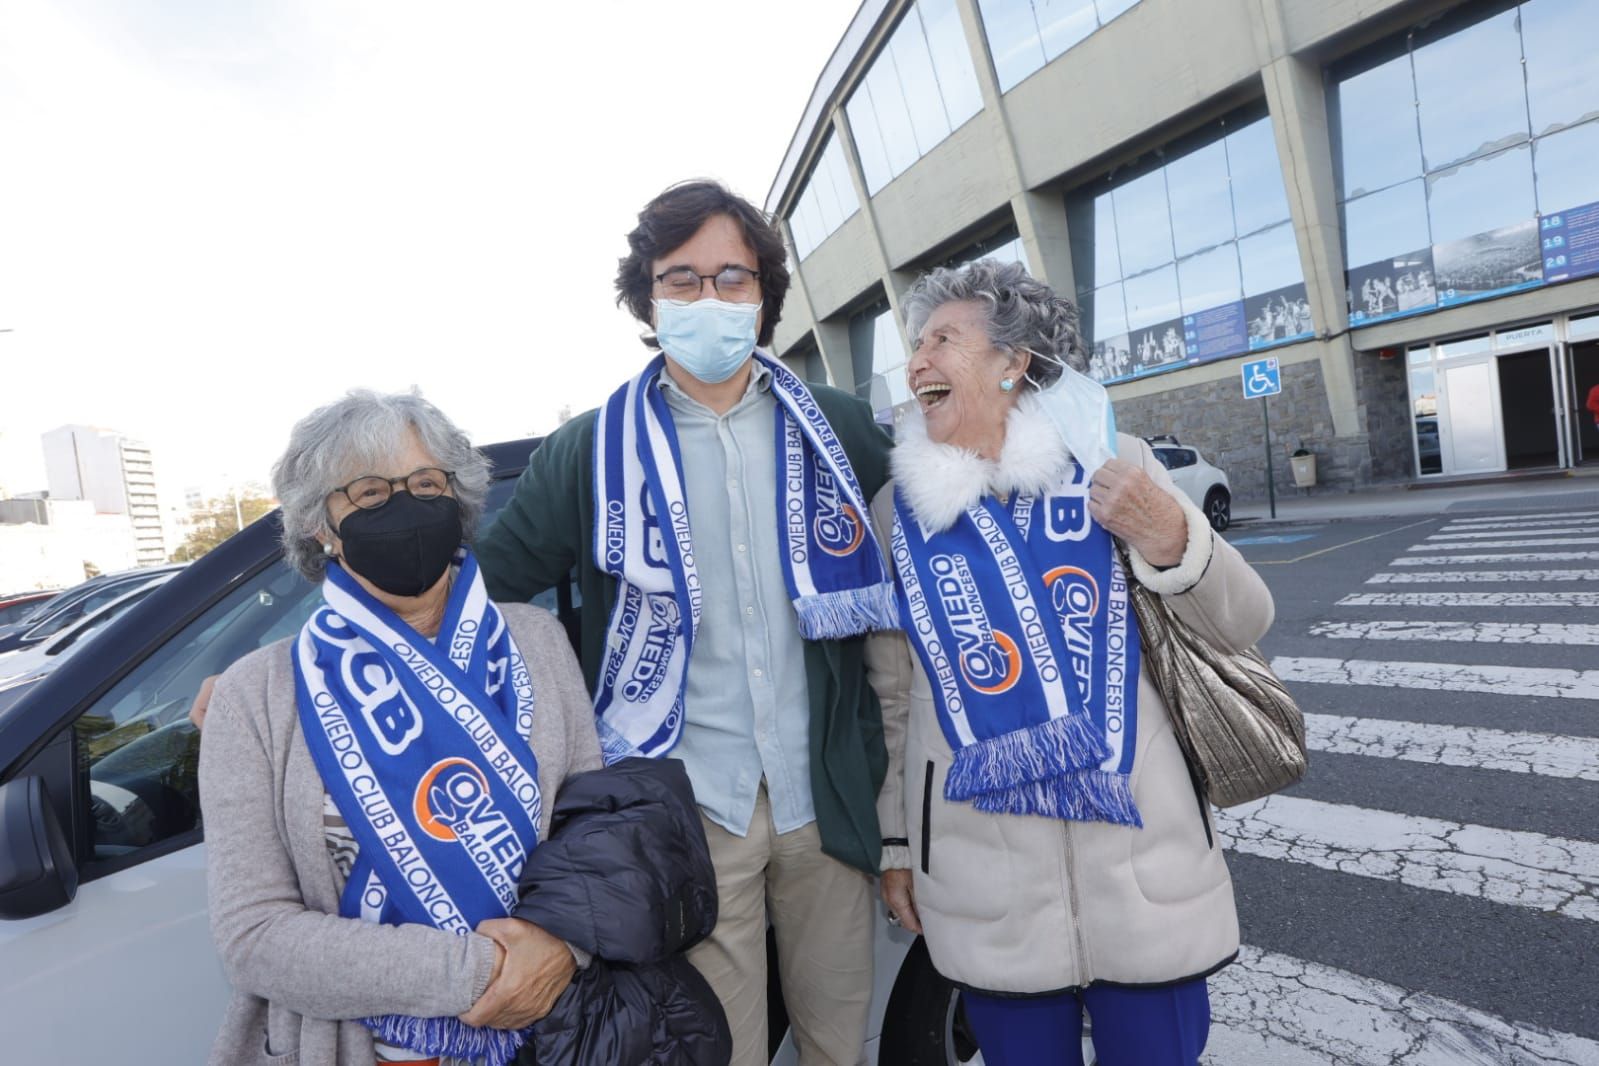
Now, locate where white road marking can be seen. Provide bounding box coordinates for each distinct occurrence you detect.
[1338,591,1599,608]
[1427,527,1599,540]
[1210,945,1599,1066]
[1215,795,1599,921]
[1271,655,1599,699]
[1304,713,1599,781]
[1308,619,1599,646]
[1366,569,1599,584]
[1392,552,1599,565]
[1407,537,1599,551]
[1444,509,1599,524]
[1440,518,1599,533]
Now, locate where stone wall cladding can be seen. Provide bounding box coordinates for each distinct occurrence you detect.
[1357,350,1416,484]
[1113,359,1378,502]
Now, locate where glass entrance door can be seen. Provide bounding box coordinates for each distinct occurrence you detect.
[1441,359,1504,474]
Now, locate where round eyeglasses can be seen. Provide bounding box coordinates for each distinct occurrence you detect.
[653,265,761,303]
[331,467,455,510]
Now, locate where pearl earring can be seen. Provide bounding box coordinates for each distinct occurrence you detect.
[1000,378,1015,392]
[323,543,336,557]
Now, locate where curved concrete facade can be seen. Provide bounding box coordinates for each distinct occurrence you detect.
[765,0,1599,498]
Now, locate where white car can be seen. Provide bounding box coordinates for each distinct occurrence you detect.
[0,437,984,1066]
[1144,435,1232,531]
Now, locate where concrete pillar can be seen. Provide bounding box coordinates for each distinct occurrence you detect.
[1254,4,1362,437]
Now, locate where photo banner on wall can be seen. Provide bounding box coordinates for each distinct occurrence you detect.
[1347,249,1437,326]
[1245,283,1315,349]
[1433,219,1543,307]
[1086,283,1315,386]
[1540,200,1599,284]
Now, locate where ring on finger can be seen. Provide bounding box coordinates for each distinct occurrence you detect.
[886,911,902,927]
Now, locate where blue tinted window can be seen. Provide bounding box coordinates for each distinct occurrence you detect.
[1334,54,1422,199]
[890,11,951,154]
[1521,0,1599,135]
[977,0,1139,92]
[1166,141,1234,257]
[1123,265,1181,331]
[847,1,987,194]
[1034,0,1098,60]
[1227,117,1294,235]
[977,0,1046,92]
[1067,190,1121,294]
[1112,169,1175,276]
[846,91,894,195]
[1177,244,1242,316]
[1534,119,1599,212]
[1238,222,1304,296]
[789,135,860,259]
[1426,144,1536,245]
[1411,8,1527,171]
[1343,179,1430,266]
[920,0,984,126]
[1089,282,1128,340]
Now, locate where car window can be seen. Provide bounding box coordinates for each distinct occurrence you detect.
[0,599,46,626]
[1167,449,1198,469]
[70,476,546,871]
[1152,448,1176,470]
[75,561,324,866]
[27,578,145,640]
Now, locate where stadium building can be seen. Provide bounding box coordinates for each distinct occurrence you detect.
[763,0,1599,495]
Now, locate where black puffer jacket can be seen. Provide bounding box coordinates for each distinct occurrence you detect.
[513,757,730,1066]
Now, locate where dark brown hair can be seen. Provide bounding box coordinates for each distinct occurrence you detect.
[615,180,791,348]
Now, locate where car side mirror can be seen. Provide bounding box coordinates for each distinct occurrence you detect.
[0,774,79,919]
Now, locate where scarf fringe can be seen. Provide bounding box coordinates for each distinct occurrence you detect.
[945,713,1110,802]
[968,770,1143,828]
[794,583,901,641]
[364,1013,527,1066]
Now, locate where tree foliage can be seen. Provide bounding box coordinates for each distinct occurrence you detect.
[170,491,277,562]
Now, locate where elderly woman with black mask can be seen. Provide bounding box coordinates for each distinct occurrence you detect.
[197,390,726,1066]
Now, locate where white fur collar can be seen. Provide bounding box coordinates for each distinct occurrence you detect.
[890,394,1071,532]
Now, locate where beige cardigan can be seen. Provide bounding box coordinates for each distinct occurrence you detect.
[199,602,603,1066]
[869,414,1275,994]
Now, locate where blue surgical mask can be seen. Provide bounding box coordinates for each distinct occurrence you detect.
[654,298,761,384]
[1026,349,1119,477]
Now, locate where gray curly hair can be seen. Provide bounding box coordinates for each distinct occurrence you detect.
[272,389,492,582]
[902,258,1089,388]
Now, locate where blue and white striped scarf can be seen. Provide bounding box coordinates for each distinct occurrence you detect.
[294,550,540,1066]
[591,351,897,761]
[890,465,1142,825]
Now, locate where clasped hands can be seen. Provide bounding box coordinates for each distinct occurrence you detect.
[459,917,576,1030]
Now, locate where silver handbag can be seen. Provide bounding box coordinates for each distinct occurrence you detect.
[1121,549,1308,808]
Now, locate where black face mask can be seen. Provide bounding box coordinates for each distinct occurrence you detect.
[336,493,462,598]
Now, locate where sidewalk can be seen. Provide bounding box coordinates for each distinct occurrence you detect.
[1231,466,1599,524]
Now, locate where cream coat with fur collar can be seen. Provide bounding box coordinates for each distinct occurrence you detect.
[866,396,1275,993]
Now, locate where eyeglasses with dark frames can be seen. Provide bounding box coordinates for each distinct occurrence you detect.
[330,467,455,511]
[653,265,761,303]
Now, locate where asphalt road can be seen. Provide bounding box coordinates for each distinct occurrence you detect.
[1200,504,1599,1065]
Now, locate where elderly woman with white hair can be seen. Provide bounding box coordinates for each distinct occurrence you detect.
[866,260,1275,1065]
[196,390,726,1066]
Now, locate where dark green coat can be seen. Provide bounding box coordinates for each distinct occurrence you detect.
[475,383,894,876]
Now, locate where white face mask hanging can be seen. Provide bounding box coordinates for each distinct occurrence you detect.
[1024,349,1119,478]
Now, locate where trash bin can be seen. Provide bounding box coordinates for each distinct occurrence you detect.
[1290,452,1317,488]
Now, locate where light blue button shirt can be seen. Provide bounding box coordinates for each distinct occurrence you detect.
[659,363,815,837]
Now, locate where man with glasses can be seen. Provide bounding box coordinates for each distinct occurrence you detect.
[476,180,896,1066]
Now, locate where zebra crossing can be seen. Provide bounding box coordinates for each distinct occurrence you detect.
[1205,508,1599,1065]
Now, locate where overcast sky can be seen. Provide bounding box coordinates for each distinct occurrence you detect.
[0,0,861,498]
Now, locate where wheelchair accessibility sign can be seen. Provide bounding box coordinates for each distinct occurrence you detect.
[1242,357,1282,399]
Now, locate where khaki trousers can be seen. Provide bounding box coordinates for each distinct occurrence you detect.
[687,785,874,1066]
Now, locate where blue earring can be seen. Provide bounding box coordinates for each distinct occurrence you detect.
[1000,378,1015,392]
